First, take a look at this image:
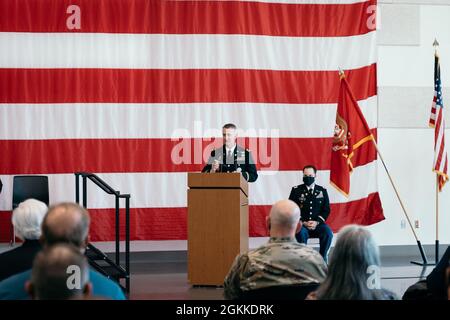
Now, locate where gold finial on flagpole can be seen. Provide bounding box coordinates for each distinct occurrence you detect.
[338,67,345,80]
[433,38,439,57]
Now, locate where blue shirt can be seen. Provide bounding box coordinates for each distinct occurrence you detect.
[0,268,126,300]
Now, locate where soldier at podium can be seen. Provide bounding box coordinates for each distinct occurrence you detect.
[202,123,258,182]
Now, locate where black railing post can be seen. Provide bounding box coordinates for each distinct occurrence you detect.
[75,173,80,204]
[115,195,120,266]
[125,195,130,293]
[82,176,87,208]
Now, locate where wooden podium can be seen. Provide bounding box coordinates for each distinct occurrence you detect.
[187,172,249,286]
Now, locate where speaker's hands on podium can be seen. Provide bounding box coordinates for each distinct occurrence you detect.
[211,159,220,173]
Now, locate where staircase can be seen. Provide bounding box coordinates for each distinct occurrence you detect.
[75,172,131,294]
[85,244,129,288]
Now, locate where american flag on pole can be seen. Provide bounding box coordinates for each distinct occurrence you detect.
[0,0,384,241]
[429,54,448,191]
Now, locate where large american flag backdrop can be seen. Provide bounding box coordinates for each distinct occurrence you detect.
[0,0,384,242]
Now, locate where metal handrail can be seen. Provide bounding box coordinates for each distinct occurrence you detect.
[74,172,130,294]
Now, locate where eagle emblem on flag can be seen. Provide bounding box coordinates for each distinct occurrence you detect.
[332,114,350,152]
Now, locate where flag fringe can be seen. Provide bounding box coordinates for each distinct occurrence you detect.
[330,181,350,198]
[433,169,449,180]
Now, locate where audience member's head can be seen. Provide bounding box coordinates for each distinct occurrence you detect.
[41,202,90,249]
[27,244,91,300]
[12,199,48,241]
[444,253,450,300]
[266,200,301,238]
[446,265,450,300]
[426,245,450,300]
[314,225,391,300]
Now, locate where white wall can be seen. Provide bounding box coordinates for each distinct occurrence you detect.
[371,2,450,245]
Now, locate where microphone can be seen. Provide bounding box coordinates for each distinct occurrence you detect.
[217,155,223,172]
[212,155,223,173]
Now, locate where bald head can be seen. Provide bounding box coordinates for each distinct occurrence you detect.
[268,200,301,237]
[41,202,90,248]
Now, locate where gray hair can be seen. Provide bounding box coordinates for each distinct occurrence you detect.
[315,225,383,300]
[42,202,90,248]
[12,199,48,240]
[30,244,90,300]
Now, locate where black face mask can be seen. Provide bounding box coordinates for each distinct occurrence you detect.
[303,176,315,186]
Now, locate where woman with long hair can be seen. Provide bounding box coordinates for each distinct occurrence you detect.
[308,225,396,300]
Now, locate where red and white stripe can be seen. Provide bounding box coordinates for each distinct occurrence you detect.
[433,107,448,191]
[429,94,437,127]
[0,0,382,241]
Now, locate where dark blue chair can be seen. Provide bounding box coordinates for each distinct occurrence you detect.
[11,175,49,245]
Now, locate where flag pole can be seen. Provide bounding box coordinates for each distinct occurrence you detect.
[371,125,433,265]
[433,38,440,265]
[338,69,432,266]
[436,175,439,264]
[370,142,419,239]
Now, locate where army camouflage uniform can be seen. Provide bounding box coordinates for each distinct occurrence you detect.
[223,237,327,300]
